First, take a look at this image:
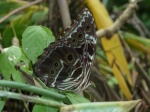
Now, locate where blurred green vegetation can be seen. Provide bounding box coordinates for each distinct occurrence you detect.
[0,0,150,112]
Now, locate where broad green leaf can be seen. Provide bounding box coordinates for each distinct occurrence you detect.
[32,96,59,112]
[65,92,90,104]
[32,105,58,112]
[0,46,21,79]
[22,26,55,64]
[0,46,26,82]
[19,48,31,69]
[60,100,141,112]
[41,26,55,46]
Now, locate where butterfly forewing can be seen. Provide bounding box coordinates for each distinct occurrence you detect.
[33,8,97,91]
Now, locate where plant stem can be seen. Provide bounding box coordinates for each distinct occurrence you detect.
[0,80,66,101]
[0,0,44,24]
[0,90,65,108]
[57,0,71,29]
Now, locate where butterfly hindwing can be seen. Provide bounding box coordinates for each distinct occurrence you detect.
[33,8,97,91]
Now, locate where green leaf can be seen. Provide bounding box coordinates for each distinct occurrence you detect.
[31,11,48,24]
[0,46,21,79]
[12,70,25,83]
[22,26,55,64]
[41,26,55,46]
[0,98,6,112]
[65,92,90,104]
[60,100,141,112]
[32,96,59,112]
[32,105,58,112]
[121,31,150,48]
[0,1,20,14]
[0,46,26,82]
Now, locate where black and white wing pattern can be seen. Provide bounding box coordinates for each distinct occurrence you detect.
[33,8,97,91]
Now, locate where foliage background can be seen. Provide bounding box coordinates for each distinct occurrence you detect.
[0,0,150,112]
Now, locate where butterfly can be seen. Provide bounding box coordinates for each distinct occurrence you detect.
[33,8,97,91]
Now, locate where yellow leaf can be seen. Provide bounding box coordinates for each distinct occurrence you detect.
[84,0,132,100]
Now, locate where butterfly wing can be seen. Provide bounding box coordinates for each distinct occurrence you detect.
[33,8,97,91]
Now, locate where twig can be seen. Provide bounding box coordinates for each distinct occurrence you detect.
[119,32,150,88]
[140,88,150,105]
[128,15,150,38]
[0,0,43,24]
[134,101,143,112]
[96,1,138,38]
[48,0,55,23]
[92,67,121,101]
[87,86,104,101]
[57,0,71,29]
[18,90,30,112]
[11,22,20,46]
[135,61,150,88]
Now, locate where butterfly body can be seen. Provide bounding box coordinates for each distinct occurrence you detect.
[34,8,97,91]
